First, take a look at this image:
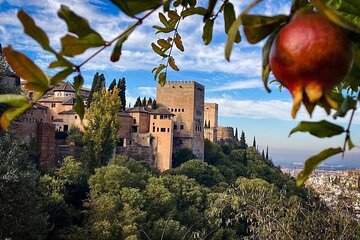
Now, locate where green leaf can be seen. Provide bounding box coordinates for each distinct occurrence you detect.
[241,14,288,44]
[58,5,104,39]
[174,33,184,52]
[181,7,207,18]
[202,19,214,45]
[311,0,360,34]
[110,27,134,62]
[50,67,74,86]
[297,147,343,186]
[151,43,167,57]
[110,0,162,17]
[73,75,84,95]
[333,96,357,119]
[168,56,179,71]
[48,55,72,69]
[74,95,85,121]
[204,0,217,21]
[289,120,344,138]
[262,29,279,93]
[1,103,31,132]
[224,2,240,43]
[159,12,172,29]
[0,94,29,107]
[347,137,355,150]
[17,10,53,53]
[3,46,49,92]
[60,34,106,57]
[153,25,174,34]
[158,72,167,86]
[225,15,242,61]
[324,0,360,27]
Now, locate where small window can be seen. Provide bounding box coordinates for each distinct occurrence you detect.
[75,116,78,119]
[161,128,166,132]
[51,103,56,108]
[175,109,177,112]
[174,124,177,130]
[182,109,184,112]
[133,119,136,124]
[153,122,155,125]
[171,108,173,112]
[180,125,184,130]
[167,128,170,132]
[160,115,164,119]
[178,109,181,112]
[153,115,157,119]
[157,127,159,132]
[51,116,54,121]
[153,126,155,132]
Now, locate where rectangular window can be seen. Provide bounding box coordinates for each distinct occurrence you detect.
[175,109,177,112]
[153,126,155,132]
[153,115,157,119]
[182,109,184,112]
[160,115,164,119]
[174,124,177,130]
[180,125,184,130]
[161,128,166,132]
[167,128,170,132]
[157,127,159,132]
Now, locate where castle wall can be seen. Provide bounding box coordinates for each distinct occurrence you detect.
[129,112,150,134]
[150,114,174,171]
[37,123,56,168]
[204,103,218,128]
[156,81,204,160]
[217,127,234,141]
[204,127,217,143]
[118,114,132,139]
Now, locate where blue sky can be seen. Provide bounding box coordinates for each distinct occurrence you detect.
[0,0,359,167]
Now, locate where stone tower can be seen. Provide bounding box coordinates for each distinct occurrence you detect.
[157,81,204,160]
[204,103,218,143]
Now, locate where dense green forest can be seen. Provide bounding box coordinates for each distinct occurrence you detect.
[1,130,359,239]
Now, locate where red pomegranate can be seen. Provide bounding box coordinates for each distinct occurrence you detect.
[269,10,353,118]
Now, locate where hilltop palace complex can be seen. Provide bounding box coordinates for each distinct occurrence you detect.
[7,73,236,171]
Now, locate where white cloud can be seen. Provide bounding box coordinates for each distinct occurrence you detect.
[206,95,360,125]
[138,87,156,97]
[208,79,263,92]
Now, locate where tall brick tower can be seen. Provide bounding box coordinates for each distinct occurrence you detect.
[156,81,204,160]
[204,103,218,143]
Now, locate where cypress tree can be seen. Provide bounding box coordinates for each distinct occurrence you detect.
[239,130,247,149]
[266,146,269,159]
[253,136,256,148]
[118,77,126,111]
[152,99,157,109]
[142,97,147,106]
[98,73,106,89]
[148,98,153,104]
[87,72,99,108]
[108,79,116,91]
[134,97,141,107]
[235,128,238,141]
[261,150,265,160]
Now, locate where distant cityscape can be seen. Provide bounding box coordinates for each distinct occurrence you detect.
[283,168,360,221]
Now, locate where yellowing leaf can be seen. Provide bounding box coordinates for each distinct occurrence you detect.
[151,43,167,57]
[0,103,31,132]
[168,56,179,71]
[158,72,167,86]
[174,33,184,52]
[4,45,49,92]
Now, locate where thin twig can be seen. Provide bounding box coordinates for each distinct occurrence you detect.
[77,7,161,69]
[342,91,360,157]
